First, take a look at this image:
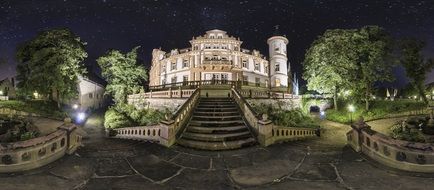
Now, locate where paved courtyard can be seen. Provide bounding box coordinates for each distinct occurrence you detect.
[1,114,434,190]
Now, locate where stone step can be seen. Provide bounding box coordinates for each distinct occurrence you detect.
[177,137,256,150]
[196,104,237,108]
[199,101,233,104]
[192,115,242,121]
[195,107,238,112]
[193,111,239,116]
[186,125,248,134]
[189,120,245,127]
[182,131,252,142]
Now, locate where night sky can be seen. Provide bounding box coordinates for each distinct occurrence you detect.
[1,0,434,88]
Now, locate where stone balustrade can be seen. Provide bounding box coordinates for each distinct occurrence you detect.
[231,88,319,146]
[272,127,319,143]
[347,120,434,173]
[112,125,161,142]
[237,89,299,99]
[159,88,201,147]
[0,123,81,173]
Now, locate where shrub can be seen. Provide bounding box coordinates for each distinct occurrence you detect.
[252,103,318,128]
[390,123,425,143]
[326,99,426,124]
[104,104,167,128]
[104,108,133,129]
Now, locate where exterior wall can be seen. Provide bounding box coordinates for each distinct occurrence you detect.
[76,77,106,110]
[131,98,187,112]
[149,29,290,89]
[247,98,301,111]
[347,122,434,173]
[267,36,289,89]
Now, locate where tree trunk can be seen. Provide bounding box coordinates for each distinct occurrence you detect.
[57,90,61,109]
[417,83,428,105]
[365,85,370,111]
[333,87,338,110]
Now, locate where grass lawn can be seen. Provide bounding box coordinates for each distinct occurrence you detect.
[0,100,66,119]
[326,99,426,124]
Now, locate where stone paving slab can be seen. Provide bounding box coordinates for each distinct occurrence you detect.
[2,114,434,190]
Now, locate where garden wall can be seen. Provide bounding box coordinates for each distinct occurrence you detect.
[347,121,434,173]
[246,98,302,111]
[0,124,81,173]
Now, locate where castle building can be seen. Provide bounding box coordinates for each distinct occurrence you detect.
[149,29,290,91]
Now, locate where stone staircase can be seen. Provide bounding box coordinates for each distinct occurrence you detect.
[177,97,256,150]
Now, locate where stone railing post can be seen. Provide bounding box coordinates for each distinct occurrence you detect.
[58,124,79,155]
[257,114,273,146]
[179,86,182,98]
[347,118,370,152]
[149,90,153,98]
[169,88,172,98]
[159,117,176,147]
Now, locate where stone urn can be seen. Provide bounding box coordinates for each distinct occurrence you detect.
[261,114,268,121]
[64,117,72,123]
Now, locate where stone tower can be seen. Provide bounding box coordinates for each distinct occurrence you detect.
[267,34,289,91]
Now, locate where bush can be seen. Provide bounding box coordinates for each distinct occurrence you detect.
[252,103,318,128]
[103,104,167,128]
[390,123,425,142]
[104,108,133,129]
[326,99,426,124]
[0,100,66,119]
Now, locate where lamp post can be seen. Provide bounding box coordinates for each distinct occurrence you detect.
[348,104,355,124]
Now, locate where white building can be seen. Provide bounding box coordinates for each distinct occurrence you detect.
[74,75,107,110]
[149,29,290,91]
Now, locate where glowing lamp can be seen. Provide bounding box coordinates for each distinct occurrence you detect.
[348,104,355,113]
[72,104,79,110]
[77,112,86,122]
[0,90,3,95]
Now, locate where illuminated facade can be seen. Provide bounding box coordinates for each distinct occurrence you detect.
[149,29,290,91]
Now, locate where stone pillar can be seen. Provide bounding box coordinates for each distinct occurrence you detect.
[179,86,182,98]
[347,118,369,152]
[159,120,176,147]
[257,114,274,146]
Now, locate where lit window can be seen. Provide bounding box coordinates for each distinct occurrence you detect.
[275,78,281,87]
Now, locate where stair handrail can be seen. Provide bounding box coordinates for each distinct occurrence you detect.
[159,87,201,146]
[231,87,274,146]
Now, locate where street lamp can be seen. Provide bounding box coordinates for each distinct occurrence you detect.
[0,90,3,96]
[348,104,355,124]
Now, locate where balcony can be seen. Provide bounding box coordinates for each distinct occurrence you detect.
[202,60,232,65]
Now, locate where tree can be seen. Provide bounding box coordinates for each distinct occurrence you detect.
[16,29,87,107]
[352,26,394,110]
[97,46,147,104]
[399,39,434,104]
[303,29,358,110]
